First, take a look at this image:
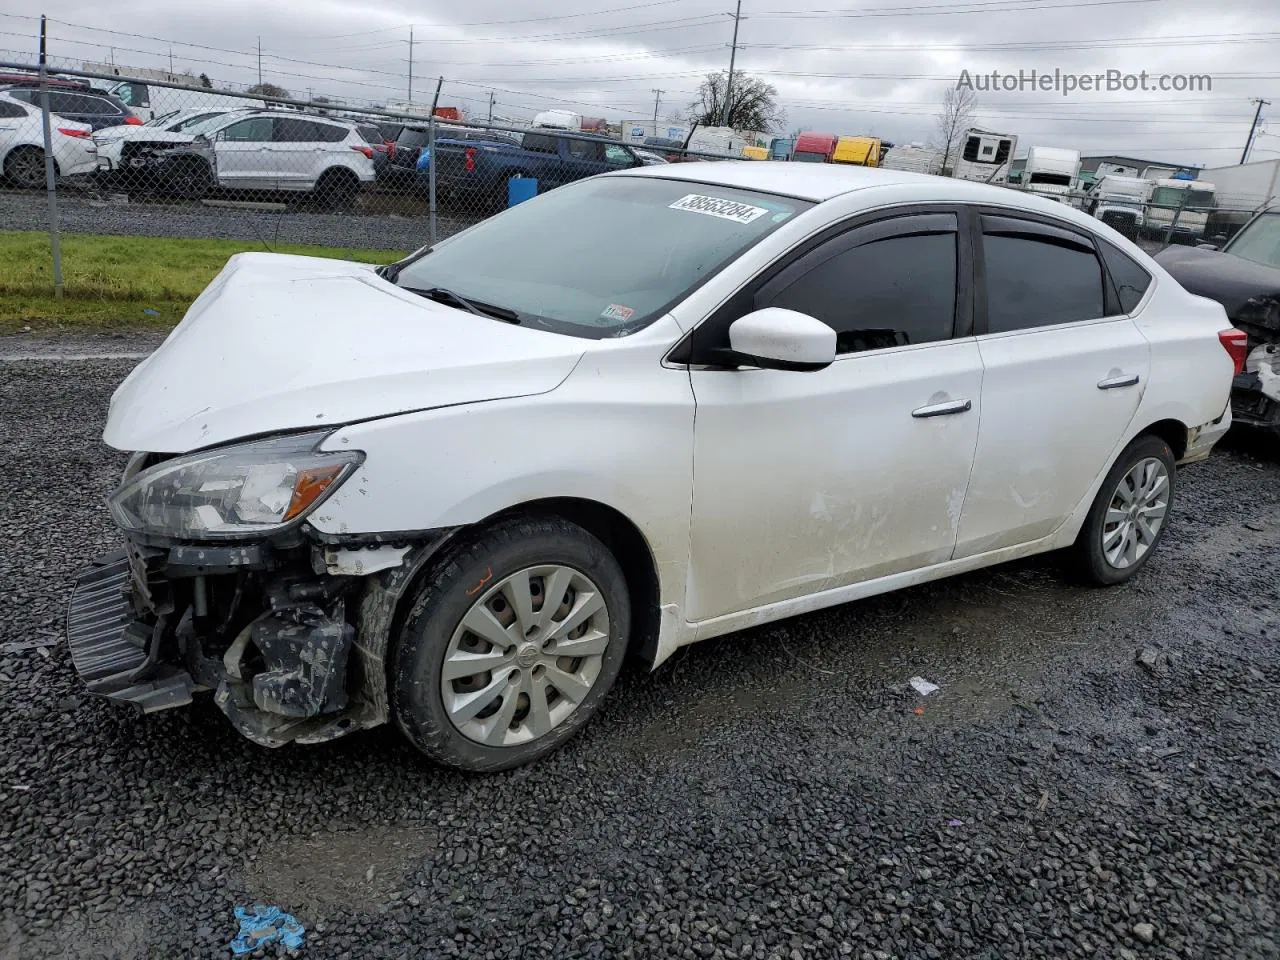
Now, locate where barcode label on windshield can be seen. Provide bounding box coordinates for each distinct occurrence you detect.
[669,194,769,224]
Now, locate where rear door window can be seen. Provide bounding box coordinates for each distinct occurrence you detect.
[0,100,28,119]
[981,216,1105,332]
[567,139,603,162]
[274,118,320,142]
[523,133,559,154]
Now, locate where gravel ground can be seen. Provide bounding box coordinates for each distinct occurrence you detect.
[0,190,477,251]
[1,345,1278,960]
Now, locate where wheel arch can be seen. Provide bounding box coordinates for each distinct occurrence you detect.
[387,496,663,669]
[1134,417,1188,461]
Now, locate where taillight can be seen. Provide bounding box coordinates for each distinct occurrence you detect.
[1219,328,1248,375]
[351,145,374,159]
[57,127,89,138]
[123,115,142,125]
[464,146,476,172]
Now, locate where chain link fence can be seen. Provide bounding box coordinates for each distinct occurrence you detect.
[1,59,1275,296]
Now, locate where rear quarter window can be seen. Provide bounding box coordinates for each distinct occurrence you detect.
[1098,241,1153,313]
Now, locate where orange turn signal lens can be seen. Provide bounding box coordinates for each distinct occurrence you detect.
[283,464,347,521]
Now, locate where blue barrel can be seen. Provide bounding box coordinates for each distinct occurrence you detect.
[508,176,538,207]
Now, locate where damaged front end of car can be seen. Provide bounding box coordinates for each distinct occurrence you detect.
[65,431,451,746]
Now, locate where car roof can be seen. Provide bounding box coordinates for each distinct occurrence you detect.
[614,160,1101,215]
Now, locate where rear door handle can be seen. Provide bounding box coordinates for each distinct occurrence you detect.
[911,398,972,419]
[1097,373,1140,390]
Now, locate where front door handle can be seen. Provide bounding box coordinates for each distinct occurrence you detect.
[1097,373,1140,390]
[911,398,972,419]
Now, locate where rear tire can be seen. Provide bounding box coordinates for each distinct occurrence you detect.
[5,145,47,190]
[315,168,359,210]
[1072,434,1176,585]
[391,517,630,772]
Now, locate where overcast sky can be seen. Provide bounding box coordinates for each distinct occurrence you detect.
[0,0,1276,167]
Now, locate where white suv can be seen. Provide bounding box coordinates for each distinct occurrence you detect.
[0,91,97,188]
[128,110,376,206]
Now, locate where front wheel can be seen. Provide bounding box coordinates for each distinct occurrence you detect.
[391,517,630,772]
[1073,434,1176,585]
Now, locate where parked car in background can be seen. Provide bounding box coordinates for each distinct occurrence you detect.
[385,125,521,187]
[94,107,234,190]
[633,147,669,165]
[431,129,642,209]
[355,122,393,179]
[88,78,264,124]
[3,86,140,131]
[1156,204,1280,434]
[103,110,375,205]
[642,137,692,162]
[70,162,1238,772]
[0,91,97,188]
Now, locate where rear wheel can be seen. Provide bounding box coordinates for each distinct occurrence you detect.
[315,168,359,210]
[5,146,47,189]
[1073,434,1176,585]
[392,517,630,771]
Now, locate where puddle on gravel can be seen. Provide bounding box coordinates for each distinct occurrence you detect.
[243,824,436,913]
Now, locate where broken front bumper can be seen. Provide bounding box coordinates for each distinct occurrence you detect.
[65,535,446,747]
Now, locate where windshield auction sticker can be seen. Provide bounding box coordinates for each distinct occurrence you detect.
[669,194,769,224]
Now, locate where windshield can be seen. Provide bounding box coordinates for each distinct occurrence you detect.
[1152,186,1215,209]
[1226,212,1280,269]
[187,113,239,138]
[145,109,179,127]
[172,111,224,132]
[392,176,810,338]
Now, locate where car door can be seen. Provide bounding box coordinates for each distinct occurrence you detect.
[954,211,1150,558]
[268,117,318,188]
[558,137,606,186]
[214,116,275,191]
[684,209,984,623]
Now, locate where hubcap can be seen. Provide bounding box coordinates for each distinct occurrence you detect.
[1101,456,1169,569]
[441,564,611,747]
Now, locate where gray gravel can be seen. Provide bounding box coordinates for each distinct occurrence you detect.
[1,345,1278,959]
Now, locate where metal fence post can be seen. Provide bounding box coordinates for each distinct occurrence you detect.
[1162,192,1188,249]
[427,116,438,246]
[37,64,64,299]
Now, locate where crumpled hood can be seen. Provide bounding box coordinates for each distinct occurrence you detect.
[1155,244,1280,319]
[104,253,586,452]
[92,125,193,145]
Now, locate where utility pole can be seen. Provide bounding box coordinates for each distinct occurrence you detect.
[256,37,262,87]
[651,88,663,123]
[722,0,742,128]
[488,90,495,123]
[168,46,173,76]
[407,26,414,101]
[1242,98,1271,164]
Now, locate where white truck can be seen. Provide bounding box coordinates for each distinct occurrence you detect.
[1198,159,1280,244]
[81,63,261,122]
[1022,146,1081,203]
[880,142,942,175]
[532,109,582,131]
[622,119,690,145]
[951,128,1017,184]
[1143,177,1217,243]
[1084,174,1148,239]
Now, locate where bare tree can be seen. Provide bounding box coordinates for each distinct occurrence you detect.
[687,71,785,132]
[935,86,977,176]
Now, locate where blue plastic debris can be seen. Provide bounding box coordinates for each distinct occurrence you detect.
[230,904,305,955]
[142,308,159,316]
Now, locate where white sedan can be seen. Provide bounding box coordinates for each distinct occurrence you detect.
[0,92,96,188]
[69,162,1238,770]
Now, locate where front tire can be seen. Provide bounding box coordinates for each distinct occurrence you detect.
[315,168,359,210]
[1073,434,1176,585]
[391,517,630,772]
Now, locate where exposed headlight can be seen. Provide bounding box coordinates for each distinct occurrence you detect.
[108,432,362,541]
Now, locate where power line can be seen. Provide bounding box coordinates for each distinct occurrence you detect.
[742,32,1280,52]
[751,0,1162,17]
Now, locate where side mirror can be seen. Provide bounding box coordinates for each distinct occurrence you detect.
[724,308,836,372]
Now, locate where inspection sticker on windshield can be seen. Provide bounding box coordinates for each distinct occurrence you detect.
[601,303,635,322]
[669,194,769,224]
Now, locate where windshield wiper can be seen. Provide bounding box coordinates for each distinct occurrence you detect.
[404,286,521,324]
